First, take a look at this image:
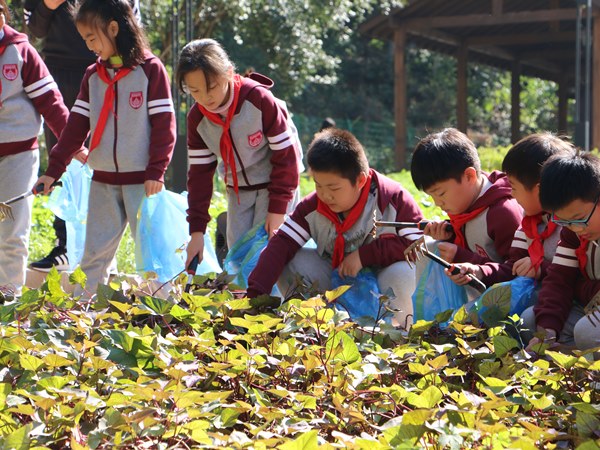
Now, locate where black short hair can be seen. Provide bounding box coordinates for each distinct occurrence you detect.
[502,133,576,190]
[306,128,369,185]
[540,152,600,212]
[410,128,480,191]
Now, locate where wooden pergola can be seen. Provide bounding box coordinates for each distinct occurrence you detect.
[360,0,600,169]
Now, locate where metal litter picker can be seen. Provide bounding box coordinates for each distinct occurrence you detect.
[0,181,61,222]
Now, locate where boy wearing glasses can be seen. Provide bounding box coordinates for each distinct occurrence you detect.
[524,152,600,355]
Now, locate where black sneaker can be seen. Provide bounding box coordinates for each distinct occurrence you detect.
[30,247,69,272]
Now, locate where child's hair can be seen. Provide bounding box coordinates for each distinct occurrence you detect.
[411,128,481,191]
[0,0,10,22]
[319,117,336,131]
[502,133,576,190]
[72,0,147,68]
[176,39,236,93]
[540,152,600,212]
[306,128,369,185]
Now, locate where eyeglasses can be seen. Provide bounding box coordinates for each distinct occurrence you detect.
[551,194,600,228]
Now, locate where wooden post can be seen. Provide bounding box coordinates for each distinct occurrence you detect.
[593,14,600,150]
[457,43,468,133]
[394,28,407,170]
[558,74,568,134]
[511,60,521,144]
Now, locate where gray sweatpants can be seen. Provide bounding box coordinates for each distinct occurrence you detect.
[277,248,416,328]
[226,187,299,248]
[0,151,39,295]
[76,182,145,297]
[521,304,600,356]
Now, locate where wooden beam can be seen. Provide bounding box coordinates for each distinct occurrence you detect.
[558,74,568,133]
[593,14,600,150]
[492,0,503,16]
[394,29,407,170]
[457,44,468,133]
[399,8,578,29]
[550,0,560,32]
[511,61,521,144]
[466,31,574,46]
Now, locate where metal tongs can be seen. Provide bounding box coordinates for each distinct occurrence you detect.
[0,181,62,221]
[375,220,453,232]
[404,236,487,293]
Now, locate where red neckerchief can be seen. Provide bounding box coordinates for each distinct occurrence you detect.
[317,170,373,268]
[0,45,6,108]
[576,237,590,279]
[197,74,243,198]
[449,206,487,248]
[89,62,133,154]
[521,213,557,271]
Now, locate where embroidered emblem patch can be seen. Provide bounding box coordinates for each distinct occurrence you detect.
[2,64,18,81]
[248,130,263,148]
[475,244,490,259]
[129,91,143,109]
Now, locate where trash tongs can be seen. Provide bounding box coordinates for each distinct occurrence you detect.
[0,181,62,222]
[375,220,453,232]
[184,255,200,293]
[404,236,487,293]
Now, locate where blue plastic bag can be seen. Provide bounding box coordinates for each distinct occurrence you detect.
[224,222,268,286]
[47,161,92,269]
[135,190,221,282]
[412,259,468,323]
[331,268,384,321]
[470,276,537,326]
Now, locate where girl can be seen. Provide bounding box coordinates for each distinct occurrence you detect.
[0,0,69,297]
[37,0,176,295]
[176,39,303,268]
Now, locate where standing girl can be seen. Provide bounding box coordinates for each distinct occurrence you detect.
[37,0,176,295]
[176,39,302,267]
[0,0,69,297]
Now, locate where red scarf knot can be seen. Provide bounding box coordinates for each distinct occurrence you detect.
[576,237,590,279]
[317,170,373,268]
[521,213,557,271]
[448,206,487,248]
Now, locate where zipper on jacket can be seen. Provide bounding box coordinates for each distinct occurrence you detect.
[113,76,119,173]
[231,129,251,186]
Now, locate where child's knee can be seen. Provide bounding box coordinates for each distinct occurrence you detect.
[574,314,600,353]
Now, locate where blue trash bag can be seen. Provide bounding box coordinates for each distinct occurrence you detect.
[412,258,468,323]
[135,190,221,282]
[331,268,384,321]
[47,161,92,269]
[224,222,268,286]
[470,276,537,326]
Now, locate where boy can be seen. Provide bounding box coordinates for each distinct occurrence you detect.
[503,133,575,280]
[247,128,424,326]
[410,128,522,288]
[524,152,600,354]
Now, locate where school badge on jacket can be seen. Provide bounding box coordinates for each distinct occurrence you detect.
[3,64,17,81]
[248,130,263,148]
[129,91,143,109]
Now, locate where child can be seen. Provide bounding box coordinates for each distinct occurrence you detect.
[523,152,600,354]
[410,128,522,289]
[247,128,424,326]
[0,0,69,297]
[503,133,575,281]
[175,39,303,268]
[36,0,176,294]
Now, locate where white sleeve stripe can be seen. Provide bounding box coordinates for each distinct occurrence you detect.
[270,138,294,151]
[71,106,90,117]
[24,76,55,93]
[403,232,424,241]
[279,223,308,247]
[188,149,213,157]
[148,99,173,107]
[556,247,577,257]
[552,256,579,268]
[149,106,175,115]
[397,227,421,237]
[511,241,529,250]
[74,99,90,109]
[268,129,292,143]
[189,156,217,165]
[514,230,527,239]
[285,218,311,241]
[27,82,58,99]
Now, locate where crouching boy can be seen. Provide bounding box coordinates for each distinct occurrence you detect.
[247,128,424,326]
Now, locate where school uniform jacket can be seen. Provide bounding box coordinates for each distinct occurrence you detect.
[534,228,600,335]
[45,50,176,185]
[186,72,301,234]
[507,214,561,281]
[247,170,424,297]
[452,171,523,286]
[0,26,68,156]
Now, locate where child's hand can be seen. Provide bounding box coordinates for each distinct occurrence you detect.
[445,262,481,286]
[525,327,558,353]
[186,232,205,268]
[423,220,454,240]
[338,250,363,278]
[437,242,458,263]
[265,212,285,239]
[73,147,89,163]
[144,180,163,197]
[512,256,538,278]
[35,175,57,195]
